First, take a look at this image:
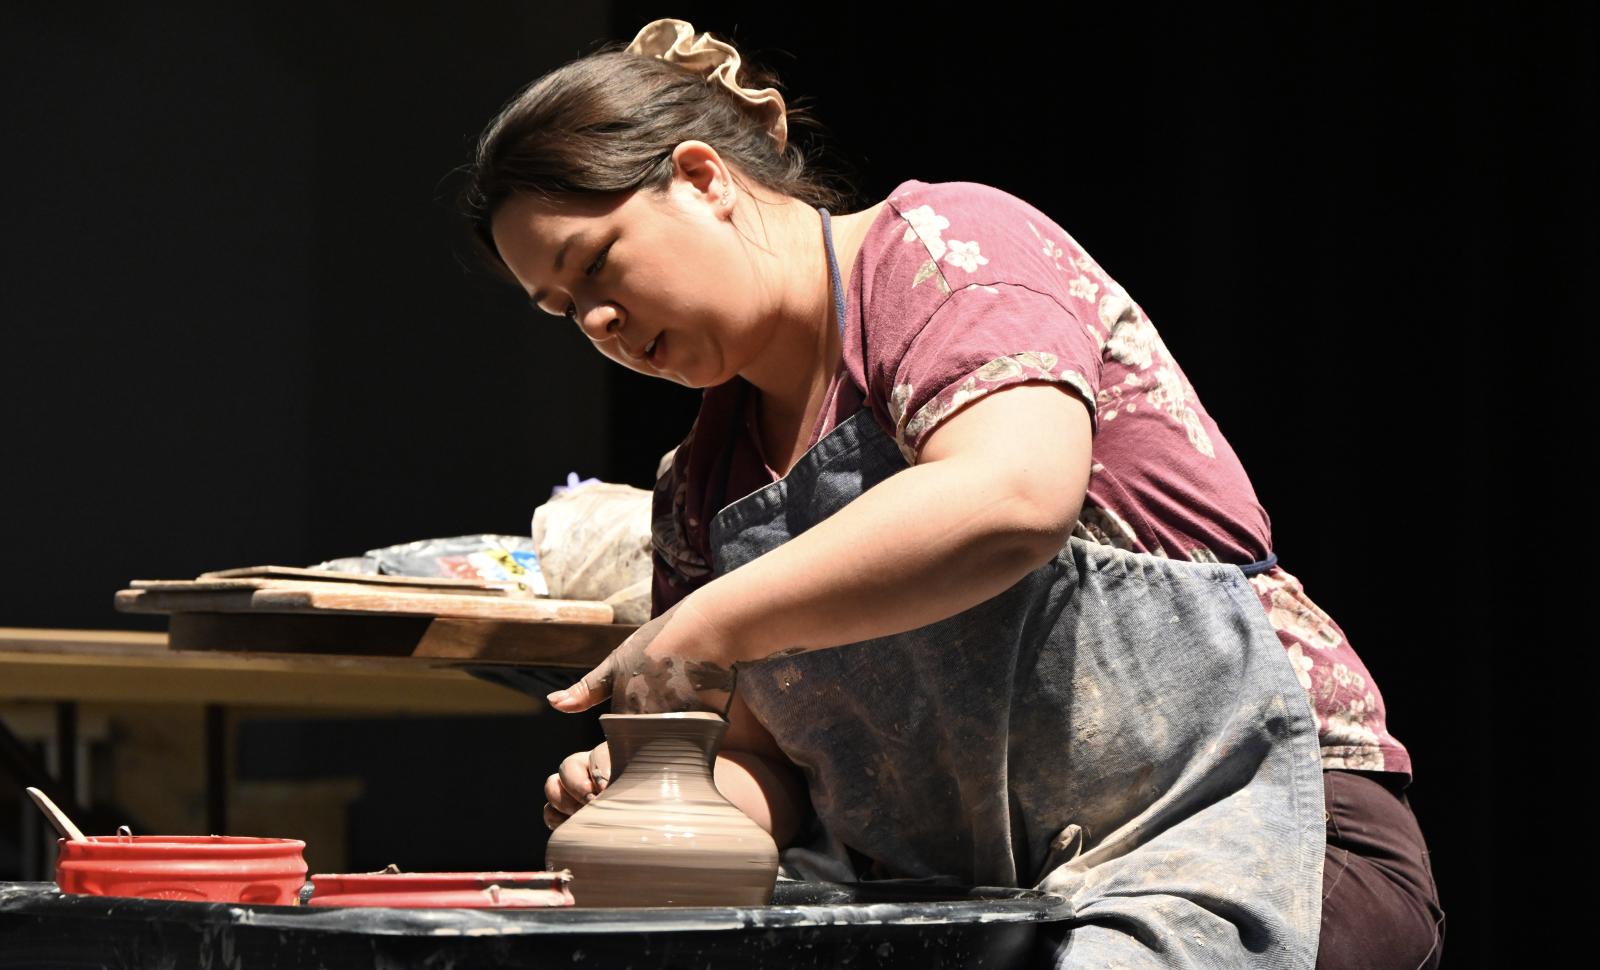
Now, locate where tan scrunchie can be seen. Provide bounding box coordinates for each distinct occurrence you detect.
[624,18,788,153]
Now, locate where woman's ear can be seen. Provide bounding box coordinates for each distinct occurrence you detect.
[670,141,731,211]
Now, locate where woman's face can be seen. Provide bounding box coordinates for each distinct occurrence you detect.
[489,147,776,388]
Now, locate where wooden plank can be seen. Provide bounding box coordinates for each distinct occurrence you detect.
[0,648,539,712]
[166,613,630,668]
[167,612,435,656]
[0,624,628,710]
[0,627,167,653]
[131,578,510,598]
[254,588,611,622]
[413,618,631,667]
[198,565,509,591]
[115,586,613,623]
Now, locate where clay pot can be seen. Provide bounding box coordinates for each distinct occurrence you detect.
[545,712,779,907]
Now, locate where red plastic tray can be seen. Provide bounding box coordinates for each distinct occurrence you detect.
[56,835,307,905]
[307,870,574,908]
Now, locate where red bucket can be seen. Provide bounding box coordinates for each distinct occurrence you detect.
[55,835,308,905]
[307,870,574,908]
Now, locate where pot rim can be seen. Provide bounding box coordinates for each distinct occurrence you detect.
[598,712,725,723]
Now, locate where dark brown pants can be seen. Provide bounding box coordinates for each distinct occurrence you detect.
[1317,769,1446,970]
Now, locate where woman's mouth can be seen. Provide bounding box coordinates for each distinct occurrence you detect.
[644,334,661,364]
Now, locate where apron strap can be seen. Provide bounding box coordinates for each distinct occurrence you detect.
[710,207,849,516]
[1238,552,1278,577]
[819,207,848,342]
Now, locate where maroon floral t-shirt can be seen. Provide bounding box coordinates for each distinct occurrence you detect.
[652,178,1411,779]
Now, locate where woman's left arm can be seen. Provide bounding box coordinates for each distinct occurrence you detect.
[549,381,1092,713]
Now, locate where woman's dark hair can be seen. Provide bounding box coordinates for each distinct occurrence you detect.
[459,30,859,282]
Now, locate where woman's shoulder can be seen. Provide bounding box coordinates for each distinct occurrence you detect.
[856,177,1098,320]
[876,178,1065,250]
[881,177,1044,216]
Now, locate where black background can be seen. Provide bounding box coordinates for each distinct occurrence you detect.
[4,2,1584,965]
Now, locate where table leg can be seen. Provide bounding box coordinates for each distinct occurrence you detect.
[206,705,227,835]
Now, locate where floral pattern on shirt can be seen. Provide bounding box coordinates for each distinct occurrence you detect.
[902,204,954,294]
[1027,215,1215,458]
[1247,566,1407,773]
[1096,292,1215,459]
[1072,499,1143,551]
[891,351,1095,465]
[901,203,998,292]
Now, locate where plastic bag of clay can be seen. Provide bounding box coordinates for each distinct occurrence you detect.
[309,535,549,596]
[531,481,651,624]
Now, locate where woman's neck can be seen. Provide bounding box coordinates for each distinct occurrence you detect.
[740,199,882,433]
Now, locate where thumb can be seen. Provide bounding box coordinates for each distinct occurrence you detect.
[547,656,614,713]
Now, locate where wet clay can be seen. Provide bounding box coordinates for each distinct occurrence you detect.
[544,712,779,907]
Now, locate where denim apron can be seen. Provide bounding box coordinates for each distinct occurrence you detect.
[706,208,1326,968]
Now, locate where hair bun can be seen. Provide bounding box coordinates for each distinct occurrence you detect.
[625,18,788,152]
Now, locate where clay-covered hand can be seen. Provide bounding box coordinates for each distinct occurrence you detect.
[542,742,612,830]
[546,600,738,715]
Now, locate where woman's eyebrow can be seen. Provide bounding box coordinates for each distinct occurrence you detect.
[528,233,579,309]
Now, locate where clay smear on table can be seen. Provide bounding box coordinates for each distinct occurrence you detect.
[546,712,779,907]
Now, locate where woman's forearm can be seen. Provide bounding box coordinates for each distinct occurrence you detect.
[681,387,1094,669]
[543,385,1090,716]
[687,453,1079,664]
[714,750,808,848]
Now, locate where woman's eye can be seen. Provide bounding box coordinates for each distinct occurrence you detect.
[563,244,612,320]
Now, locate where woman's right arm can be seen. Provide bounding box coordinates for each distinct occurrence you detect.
[543,690,810,848]
[711,691,809,848]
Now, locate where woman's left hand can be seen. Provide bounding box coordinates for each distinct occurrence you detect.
[545,600,739,715]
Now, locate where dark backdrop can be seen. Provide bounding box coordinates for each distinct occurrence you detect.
[5,2,1584,965]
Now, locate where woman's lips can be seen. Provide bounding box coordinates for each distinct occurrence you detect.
[617,332,662,366]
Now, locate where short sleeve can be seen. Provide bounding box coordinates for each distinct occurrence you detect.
[853,184,1108,466]
[872,283,1102,465]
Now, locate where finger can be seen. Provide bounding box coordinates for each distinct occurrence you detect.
[558,751,601,805]
[546,655,615,713]
[544,771,584,818]
[543,803,567,831]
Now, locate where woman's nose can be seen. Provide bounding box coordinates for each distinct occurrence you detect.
[577,303,623,344]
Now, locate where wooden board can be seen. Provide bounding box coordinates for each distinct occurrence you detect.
[0,628,543,712]
[413,618,633,667]
[0,628,168,651]
[164,613,630,668]
[132,577,509,598]
[198,565,512,592]
[167,612,435,657]
[115,584,613,624]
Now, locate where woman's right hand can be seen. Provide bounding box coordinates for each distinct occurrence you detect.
[542,742,612,831]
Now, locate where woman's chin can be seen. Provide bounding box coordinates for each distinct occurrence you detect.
[672,371,714,389]
[634,363,699,388]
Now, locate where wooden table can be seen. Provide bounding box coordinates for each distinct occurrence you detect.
[0,627,589,711]
[1,606,637,870]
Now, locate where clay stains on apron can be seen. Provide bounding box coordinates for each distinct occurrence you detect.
[702,207,1328,968]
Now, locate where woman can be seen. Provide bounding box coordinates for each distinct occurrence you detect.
[461,18,1443,969]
